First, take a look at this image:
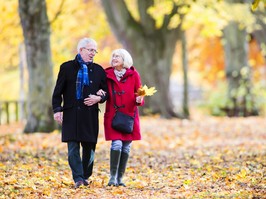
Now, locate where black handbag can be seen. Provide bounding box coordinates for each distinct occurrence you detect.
[111,82,135,134]
[112,111,134,134]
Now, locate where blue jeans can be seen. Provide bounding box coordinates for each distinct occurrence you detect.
[67,141,96,183]
[111,140,132,154]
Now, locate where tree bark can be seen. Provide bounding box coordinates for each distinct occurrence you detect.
[18,0,55,132]
[181,31,189,118]
[101,0,183,118]
[252,10,266,61]
[19,43,26,121]
[223,21,254,116]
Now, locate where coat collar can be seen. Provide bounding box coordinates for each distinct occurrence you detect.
[106,66,136,81]
[74,55,94,71]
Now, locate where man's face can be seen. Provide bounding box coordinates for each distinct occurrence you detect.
[80,43,98,62]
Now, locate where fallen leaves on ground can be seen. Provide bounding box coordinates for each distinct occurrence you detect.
[0,114,265,199]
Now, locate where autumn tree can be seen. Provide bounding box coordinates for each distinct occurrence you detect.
[221,0,252,116]
[100,0,262,118]
[223,24,253,116]
[101,0,186,118]
[18,0,55,132]
[218,0,266,116]
[221,0,266,116]
[183,0,264,116]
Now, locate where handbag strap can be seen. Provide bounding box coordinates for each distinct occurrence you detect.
[111,81,136,117]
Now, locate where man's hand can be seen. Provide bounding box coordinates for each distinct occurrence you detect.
[54,112,63,125]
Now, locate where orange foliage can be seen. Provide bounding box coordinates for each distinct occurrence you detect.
[185,28,266,84]
[192,37,225,83]
[249,39,265,67]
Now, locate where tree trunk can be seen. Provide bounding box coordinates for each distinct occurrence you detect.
[252,10,266,61]
[223,21,255,116]
[18,0,55,132]
[181,31,189,118]
[131,32,179,117]
[19,43,26,121]
[101,0,183,118]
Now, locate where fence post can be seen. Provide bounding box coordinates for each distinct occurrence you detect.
[15,101,19,122]
[0,102,2,125]
[0,100,26,125]
[5,102,9,124]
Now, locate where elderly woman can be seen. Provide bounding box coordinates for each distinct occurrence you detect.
[99,49,144,186]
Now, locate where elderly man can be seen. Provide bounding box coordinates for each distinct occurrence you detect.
[52,38,108,188]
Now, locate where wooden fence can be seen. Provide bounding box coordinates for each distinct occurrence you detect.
[0,101,26,125]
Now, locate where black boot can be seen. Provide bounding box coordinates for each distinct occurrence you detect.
[117,152,129,187]
[107,150,121,186]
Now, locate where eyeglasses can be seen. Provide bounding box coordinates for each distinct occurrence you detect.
[84,48,98,54]
[112,54,123,60]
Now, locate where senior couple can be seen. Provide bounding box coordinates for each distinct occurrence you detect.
[52,37,144,188]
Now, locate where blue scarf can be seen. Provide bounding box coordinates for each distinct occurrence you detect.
[76,54,90,99]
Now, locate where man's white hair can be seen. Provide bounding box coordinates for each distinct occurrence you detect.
[77,38,97,53]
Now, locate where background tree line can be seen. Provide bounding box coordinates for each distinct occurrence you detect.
[0,0,265,133]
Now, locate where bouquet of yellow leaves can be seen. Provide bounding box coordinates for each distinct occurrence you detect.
[136,85,157,96]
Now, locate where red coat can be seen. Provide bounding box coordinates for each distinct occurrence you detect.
[104,66,144,141]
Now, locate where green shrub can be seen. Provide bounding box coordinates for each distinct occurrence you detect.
[201,82,266,116]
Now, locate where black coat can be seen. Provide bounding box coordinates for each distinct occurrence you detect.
[52,56,108,143]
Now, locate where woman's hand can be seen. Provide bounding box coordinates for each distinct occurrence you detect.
[84,94,101,106]
[96,89,106,96]
[136,96,144,103]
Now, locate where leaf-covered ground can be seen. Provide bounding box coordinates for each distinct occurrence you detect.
[0,114,265,199]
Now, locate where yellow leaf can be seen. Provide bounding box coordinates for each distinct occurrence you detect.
[112,189,124,195]
[48,176,57,182]
[136,85,157,96]
[42,187,51,196]
[237,168,247,179]
[5,177,17,184]
[61,176,72,186]
[251,0,260,11]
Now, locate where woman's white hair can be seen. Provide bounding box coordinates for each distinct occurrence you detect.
[110,49,133,68]
[77,38,97,53]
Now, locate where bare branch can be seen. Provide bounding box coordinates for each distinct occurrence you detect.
[49,0,65,25]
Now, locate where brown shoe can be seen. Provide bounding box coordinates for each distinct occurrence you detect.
[75,180,84,189]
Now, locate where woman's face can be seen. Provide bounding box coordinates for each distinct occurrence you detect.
[111,53,124,69]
